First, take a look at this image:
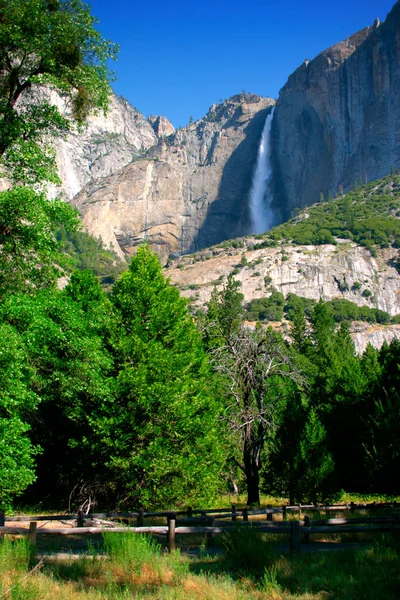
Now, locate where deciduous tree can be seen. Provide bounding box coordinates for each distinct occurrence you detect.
[205,279,303,505]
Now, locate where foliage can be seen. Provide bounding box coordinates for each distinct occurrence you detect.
[93,245,226,508]
[244,291,285,322]
[245,290,393,326]
[0,187,80,297]
[0,0,118,183]
[205,278,303,505]
[0,324,40,509]
[56,226,127,283]
[264,393,334,504]
[363,340,400,494]
[265,173,400,250]
[0,282,115,505]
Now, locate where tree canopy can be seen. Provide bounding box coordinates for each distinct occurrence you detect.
[0,0,118,183]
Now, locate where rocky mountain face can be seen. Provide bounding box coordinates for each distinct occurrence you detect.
[166,239,400,352]
[71,94,274,261]
[49,93,159,201]
[271,2,400,221]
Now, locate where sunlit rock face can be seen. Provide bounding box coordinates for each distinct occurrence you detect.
[148,115,175,138]
[167,241,400,317]
[72,94,274,262]
[50,93,158,201]
[165,240,400,353]
[0,89,156,195]
[272,3,400,220]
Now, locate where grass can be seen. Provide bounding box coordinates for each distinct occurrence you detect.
[1,526,399,599]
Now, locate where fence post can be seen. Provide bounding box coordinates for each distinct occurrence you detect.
[187,506,193,518]
[282,505,287,521]
[350,502,355,514]
[0,512,4,540]
[267,511,273,522]
[167,514,176,552]
[232,504,237,522]
[77,510,85,527]
[137,509,144,527]
[29,521,37,553]
[207,516,215,547]
[242,508,248,522]
[303,515,310,544]
[290,520,300,553]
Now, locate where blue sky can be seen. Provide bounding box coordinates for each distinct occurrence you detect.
[90,0,395,127]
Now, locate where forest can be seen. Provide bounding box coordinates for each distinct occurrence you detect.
[0,0,400,516]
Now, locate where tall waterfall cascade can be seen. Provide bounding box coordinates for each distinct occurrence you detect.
[249,107,275,234]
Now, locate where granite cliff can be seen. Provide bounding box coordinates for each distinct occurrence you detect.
[271,1,400,221]
[49,93,160,201]
[166,238,400,353]
[71,94,274,261]
[65,3,400,259]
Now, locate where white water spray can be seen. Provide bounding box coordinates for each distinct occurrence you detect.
[249,107,275,234]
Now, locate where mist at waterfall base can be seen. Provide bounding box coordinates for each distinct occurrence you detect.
[249,108,275,235]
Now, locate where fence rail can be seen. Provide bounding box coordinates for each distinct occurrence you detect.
[3,501,399,524]
[1,511,399,554]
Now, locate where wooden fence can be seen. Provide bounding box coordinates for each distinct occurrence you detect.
[1,504,399,554]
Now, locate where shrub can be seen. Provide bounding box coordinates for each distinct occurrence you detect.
[264,274,272,288]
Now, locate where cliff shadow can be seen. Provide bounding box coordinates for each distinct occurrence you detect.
[189,106,272,253]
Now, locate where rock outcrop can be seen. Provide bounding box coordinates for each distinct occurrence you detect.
[49,92,158,200]
[271,2,400,221]
[72,94,274,261]
[351,322,400,354]
[167,240,400,316]
[166,239,400,352]
[148,115,175,137]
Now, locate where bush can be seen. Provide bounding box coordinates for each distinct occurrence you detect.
[245,292,285,322]
[268,174,400,251]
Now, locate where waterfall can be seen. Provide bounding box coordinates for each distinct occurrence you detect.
[249,107,275,234]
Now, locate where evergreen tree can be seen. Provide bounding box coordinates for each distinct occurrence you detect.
[94,245,226,508]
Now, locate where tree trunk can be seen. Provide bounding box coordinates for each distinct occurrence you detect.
[243,427,261,506]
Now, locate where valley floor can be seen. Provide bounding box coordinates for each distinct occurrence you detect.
[1,530,399,599]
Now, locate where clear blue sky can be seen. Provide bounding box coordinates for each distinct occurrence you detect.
[90,0,396,127]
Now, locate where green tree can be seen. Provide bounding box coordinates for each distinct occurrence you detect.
[0,0,118,184]
[94,245,226,508]
[205,279,302,505]
[0,324,40,509]
[363,340,400,494]
[0,0,118,294]
[265,394,333,504]
[0,286,115,506]
[0,0,119,508]
[0,187,80,296]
